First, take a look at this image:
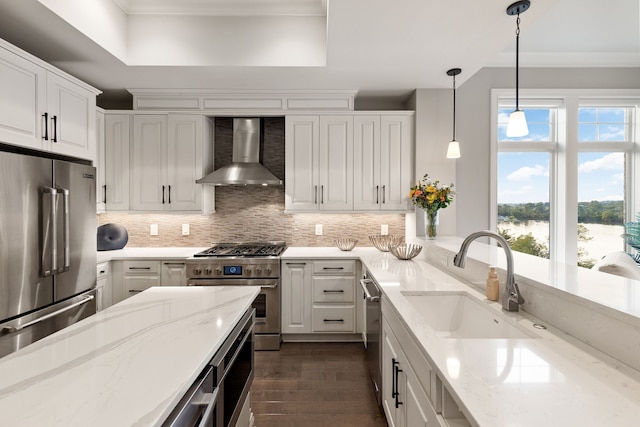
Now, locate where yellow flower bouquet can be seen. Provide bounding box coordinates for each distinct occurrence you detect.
[409,174,455,238]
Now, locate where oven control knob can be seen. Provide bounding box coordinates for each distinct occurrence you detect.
[265,266,272,275]
[214,267,223,275]
[204,268,212,275]
[255,266,262,276]
[245,268,252,275]
[193,268,202,276]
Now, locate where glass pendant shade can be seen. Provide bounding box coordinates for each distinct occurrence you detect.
[506,109,528,137]
[446,140,460,159]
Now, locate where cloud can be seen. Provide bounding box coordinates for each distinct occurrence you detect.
[507,165,548,181]
[599,125,625,141]
[578,152,624,173]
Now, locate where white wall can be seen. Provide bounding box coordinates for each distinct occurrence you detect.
[419,66,640,237]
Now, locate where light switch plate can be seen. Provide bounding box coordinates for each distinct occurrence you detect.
[182,224,190,236]
[315,224,323,236]
[150,224,158,236]
[381,224,389,235]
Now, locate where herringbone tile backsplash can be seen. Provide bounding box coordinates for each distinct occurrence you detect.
[98,117,406,248]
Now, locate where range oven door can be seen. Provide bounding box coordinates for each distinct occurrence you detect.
[186,279,280,335]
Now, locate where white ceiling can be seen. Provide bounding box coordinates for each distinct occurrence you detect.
[0,0,637,107]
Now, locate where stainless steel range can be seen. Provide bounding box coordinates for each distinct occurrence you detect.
[186,241,286,350]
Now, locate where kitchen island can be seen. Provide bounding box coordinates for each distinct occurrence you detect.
[283,246,640,426]
[0,286,259,426]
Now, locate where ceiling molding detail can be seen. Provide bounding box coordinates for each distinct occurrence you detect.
[111,0,327,16]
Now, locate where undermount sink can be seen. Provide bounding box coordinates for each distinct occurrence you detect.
[401,292,537,339]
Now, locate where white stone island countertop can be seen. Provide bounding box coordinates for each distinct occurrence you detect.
[284,246,640,426]
[0,286,259,427]
[97,247,208,263]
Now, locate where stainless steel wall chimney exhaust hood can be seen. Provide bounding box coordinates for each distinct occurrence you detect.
[196,118,282,186]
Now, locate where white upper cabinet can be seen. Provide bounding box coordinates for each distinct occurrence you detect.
[104,114,131,211]
[285,116,320,211]
[285,115,353,212]
[166,114,204,211]
[0,46,46,150]
[0,40,98,161]
[287,113,413,213]
[354,115,413,211]
[96,109,106,212]
[319,115,353,210]
[45,72,95,160]
[131,114,208,211]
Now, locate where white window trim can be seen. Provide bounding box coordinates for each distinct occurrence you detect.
[491,88,640,265]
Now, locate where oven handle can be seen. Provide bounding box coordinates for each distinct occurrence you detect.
[360,278,380,303]
[194,387,219,427]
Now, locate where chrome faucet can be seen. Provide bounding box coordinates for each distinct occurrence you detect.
[452,230,524,312]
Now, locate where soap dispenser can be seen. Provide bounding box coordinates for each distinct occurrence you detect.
[486,266,499,301]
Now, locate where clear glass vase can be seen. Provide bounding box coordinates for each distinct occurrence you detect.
[426,210,438,239]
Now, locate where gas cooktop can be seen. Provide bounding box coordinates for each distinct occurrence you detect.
[193,241,287,258]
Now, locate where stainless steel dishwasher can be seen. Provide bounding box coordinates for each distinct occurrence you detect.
[360,269,382,407]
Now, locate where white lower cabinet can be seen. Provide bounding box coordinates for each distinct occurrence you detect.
[382,297,471,427]
[96,262,112,312]
[161,260,187,286]
[281,261,312,333]
[281,259,359,336]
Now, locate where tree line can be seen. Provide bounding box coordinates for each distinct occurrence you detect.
[498,200,624,225]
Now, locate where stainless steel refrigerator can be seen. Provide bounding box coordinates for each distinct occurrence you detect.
[0,147,97,358]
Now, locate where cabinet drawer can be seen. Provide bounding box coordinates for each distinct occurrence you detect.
[312,260,355,275]
[123,260,160,274]
[97,262,110,278]
[312,276,354,303]
[312,305,355,332]
[123,276,160,296]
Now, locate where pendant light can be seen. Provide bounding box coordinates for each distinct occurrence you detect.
[506,0,530,138]
[446,68,462,159]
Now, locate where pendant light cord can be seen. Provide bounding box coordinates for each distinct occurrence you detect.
[515,14,520,111]
[452,73,456,141]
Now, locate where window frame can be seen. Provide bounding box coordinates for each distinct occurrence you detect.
[491,89,640,266]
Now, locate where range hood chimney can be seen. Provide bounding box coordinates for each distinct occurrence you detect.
[196,118,282,186]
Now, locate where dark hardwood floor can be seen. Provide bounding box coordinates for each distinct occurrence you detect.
[251,342,389,427]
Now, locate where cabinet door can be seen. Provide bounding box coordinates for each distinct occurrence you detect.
[161,261,186,286]
[96,110,106,212]
[285,116,320,212]
[105,114,130,211]
[46,72,95,160]
[167,115,203,210]
[382,318,402,427]
[353,115,381,210]
[281,261,311,333]
[319,115,353,211]
[0,46,46,150]
[131,115,168,210]
[380,115,412,211]
[405,364,438,427]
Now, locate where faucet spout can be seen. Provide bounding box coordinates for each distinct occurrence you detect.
[453,230,524,312]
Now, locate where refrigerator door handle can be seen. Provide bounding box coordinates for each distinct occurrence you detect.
[59,187,70,272]
[42,187,58,276]
[1,295,95,334]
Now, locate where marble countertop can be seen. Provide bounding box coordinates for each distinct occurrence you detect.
[97,247,208,263]
[0,286,259,426]
[284,246,640,426]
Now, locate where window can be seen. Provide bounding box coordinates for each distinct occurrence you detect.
[493,91,640,267]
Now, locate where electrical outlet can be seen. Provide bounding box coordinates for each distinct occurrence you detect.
[381,224,389,235]
[315,224,323,236]
[182,224,190,236]
[150,224,158,236]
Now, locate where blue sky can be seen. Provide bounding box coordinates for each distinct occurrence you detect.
[497,107,626,204]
